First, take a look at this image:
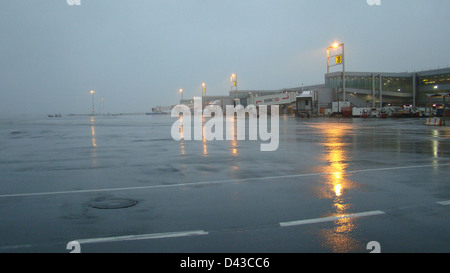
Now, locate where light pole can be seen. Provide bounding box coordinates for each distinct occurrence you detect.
[90,90,95,116]
[231,73,238,105]
[327,42,346,102]
[202,82,206,106]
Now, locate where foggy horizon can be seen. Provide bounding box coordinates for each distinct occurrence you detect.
[1,0,449,115]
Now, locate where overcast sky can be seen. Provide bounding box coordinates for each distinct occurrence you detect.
[0,0,449,115]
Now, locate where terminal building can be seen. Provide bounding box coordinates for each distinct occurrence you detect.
[177,67,449,117]
[325,67,450,108]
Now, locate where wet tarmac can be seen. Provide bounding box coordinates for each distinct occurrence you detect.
[0,115,449,253]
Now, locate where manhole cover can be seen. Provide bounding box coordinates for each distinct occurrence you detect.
[90,198,137,209]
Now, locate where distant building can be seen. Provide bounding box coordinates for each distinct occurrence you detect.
[325,67,450,107]
[177,67,450,115]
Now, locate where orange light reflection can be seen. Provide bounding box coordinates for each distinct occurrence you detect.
[90,116,97,148]
[90,116,97,167]
[179,115,186,155]
[202,116,208,156]
[313,123,359,252]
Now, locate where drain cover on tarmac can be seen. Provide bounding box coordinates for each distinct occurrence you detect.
[90,198,137,209]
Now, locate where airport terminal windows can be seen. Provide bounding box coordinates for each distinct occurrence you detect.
[418,73,450,86]
[325,76,343,89]
[345,76,373,90]
[382,77,413,94]
[326,74,413,94]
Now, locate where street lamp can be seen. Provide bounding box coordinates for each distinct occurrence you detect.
[231,73,238,105]
[202,83,206,106]
[179,88,183,102]
[231,73,237,90]
[90,90,95,116]
[327,42,346,102]
[202,82,206,105]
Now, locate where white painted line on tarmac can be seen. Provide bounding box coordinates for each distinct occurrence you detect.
[437,200,450,206]
[76,230,209,245]
[280,210,386,227]
[0,230,209,251]
[0,163,449,199]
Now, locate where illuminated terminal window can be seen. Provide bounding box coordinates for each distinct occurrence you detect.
[419,73,450,86]
[325,74,413,93]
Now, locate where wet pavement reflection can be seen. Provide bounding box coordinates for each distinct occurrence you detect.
[312,123,360,252]
[0,115,449,252]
